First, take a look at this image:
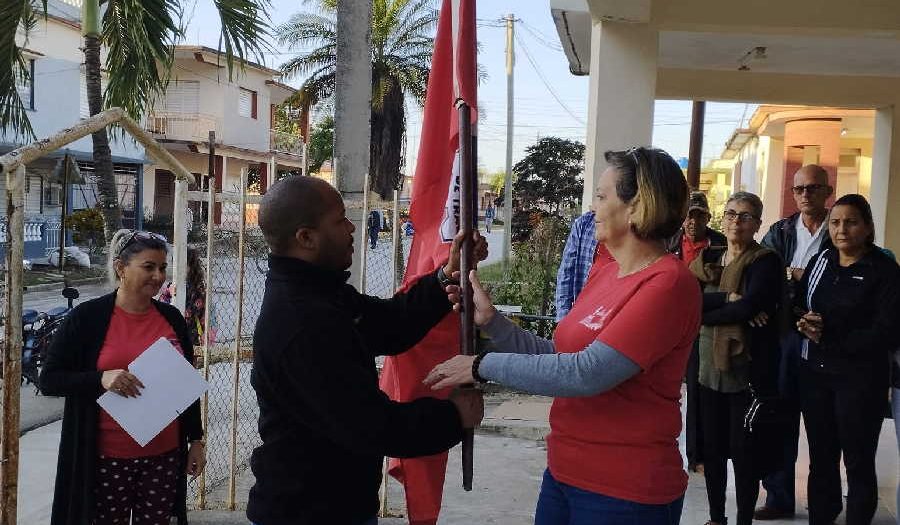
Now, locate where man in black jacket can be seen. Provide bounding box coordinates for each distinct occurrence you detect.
[755,164,833,520]
[248,176,484,525]
[667,191,727,473]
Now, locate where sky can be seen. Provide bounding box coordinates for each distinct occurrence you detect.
[183,0,756,174]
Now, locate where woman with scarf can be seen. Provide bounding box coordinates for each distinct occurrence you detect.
[690,191,782,525]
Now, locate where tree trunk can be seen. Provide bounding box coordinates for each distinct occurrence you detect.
[84,34,121,241]
[369,76,405,200]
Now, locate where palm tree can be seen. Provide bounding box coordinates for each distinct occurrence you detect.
[2,0,271,240]
[276,0,436,199]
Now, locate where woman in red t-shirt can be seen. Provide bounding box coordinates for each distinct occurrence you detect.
[41,229,205,525]
[427,147,700,524]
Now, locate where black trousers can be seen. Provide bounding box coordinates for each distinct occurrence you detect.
[700,385,759,525]
[685,340,704,466]
[801,363,885,525]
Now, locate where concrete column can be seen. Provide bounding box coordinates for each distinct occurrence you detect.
[871,106,897,249]
[581,21,657,210]
[334,0,373,288]
[781,119,841,217]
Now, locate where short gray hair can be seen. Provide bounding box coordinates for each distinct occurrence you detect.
[726,191,764,219]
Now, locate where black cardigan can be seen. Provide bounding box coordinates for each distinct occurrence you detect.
[40,292,204,525]
[247,256,463,525]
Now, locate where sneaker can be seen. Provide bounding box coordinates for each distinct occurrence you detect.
[753,506,795,520]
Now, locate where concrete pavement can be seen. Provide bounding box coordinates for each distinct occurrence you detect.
[15,390,900,524]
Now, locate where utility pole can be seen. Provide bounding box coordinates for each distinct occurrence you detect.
[502,13,515,273]
[687,101,705,190]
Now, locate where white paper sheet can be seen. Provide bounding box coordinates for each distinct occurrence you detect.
[97,337,208,447]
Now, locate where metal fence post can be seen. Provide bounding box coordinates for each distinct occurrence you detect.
[1,165,26,525]
[227,168,248,510]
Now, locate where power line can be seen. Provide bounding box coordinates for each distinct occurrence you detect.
[514,33,586,126]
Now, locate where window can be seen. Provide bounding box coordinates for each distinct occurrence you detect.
[161,80,200,114]
[43,184,62,206]
[238,88,257,119]
[15,59,34,110]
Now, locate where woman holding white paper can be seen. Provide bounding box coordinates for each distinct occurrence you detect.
[41,229,206,525]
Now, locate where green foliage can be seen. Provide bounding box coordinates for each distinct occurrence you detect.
[513,136,585,216]
[307,115,334,174]
[491,214,569,335]
[67,207,106,253]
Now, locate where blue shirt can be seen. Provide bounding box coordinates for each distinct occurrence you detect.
[555,211,597,321]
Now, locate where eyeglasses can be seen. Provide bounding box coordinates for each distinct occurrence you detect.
[791,184,826,195]
[117,230,167,256]
[625,146,642,167]
[723,210,759,223]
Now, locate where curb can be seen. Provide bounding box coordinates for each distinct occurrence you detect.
[24,276,106,294]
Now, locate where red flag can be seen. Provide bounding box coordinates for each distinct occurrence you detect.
[378,0,477,523]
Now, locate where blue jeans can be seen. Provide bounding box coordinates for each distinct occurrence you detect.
[535,469,683,525]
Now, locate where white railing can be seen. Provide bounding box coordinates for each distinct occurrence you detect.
[58,0,82,6]
[44,220,61,252]
[270,129,304,156]
[146,111,219,143]
[0,219,47,243]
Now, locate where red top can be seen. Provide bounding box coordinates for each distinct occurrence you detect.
[681,235,710,265]
[550,255,701,504]
[96,306,181,458]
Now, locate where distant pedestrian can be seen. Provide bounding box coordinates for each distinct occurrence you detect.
[367,210,380,249]
[403,219,415,237]
[40,229,205,525]
[159,246,213,347]
[484,204,495,233]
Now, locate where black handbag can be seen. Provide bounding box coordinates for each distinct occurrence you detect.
[743,387,789,479]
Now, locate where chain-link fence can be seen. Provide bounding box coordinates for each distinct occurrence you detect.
[187,183,266,509]
[183,184,409,509]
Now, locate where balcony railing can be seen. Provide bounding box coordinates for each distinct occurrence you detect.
[270,129,304,156]
[145,111,219,143]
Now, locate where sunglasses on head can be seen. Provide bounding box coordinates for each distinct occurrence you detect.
[117,231,167,256]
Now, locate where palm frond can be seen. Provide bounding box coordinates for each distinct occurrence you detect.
[213,0,273,78]
[278,46,335,79]
[102,0,181,121]
[0,0,44,140]
[274,12,335,50]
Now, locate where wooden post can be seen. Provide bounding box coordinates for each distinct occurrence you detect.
[359,171,370,292]
[687,101,706,190]
[457,101,476,491]
[197,131,216,509]
[391,189,401,292]
[59,153,70,271]
[1,165,26,525]
[227,168,248,510]
[173,179,188,313]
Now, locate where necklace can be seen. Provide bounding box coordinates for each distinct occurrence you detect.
[618,253,664,278]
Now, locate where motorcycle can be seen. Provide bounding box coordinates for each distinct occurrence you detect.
[20,286,79,390]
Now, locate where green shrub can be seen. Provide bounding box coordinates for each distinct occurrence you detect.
[66,208,105,253]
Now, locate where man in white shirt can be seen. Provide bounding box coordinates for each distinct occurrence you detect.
[756,164,834,520]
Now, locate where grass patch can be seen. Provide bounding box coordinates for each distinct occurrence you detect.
[477,260,505,283]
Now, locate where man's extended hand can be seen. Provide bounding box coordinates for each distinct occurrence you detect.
[443,230,488,277]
